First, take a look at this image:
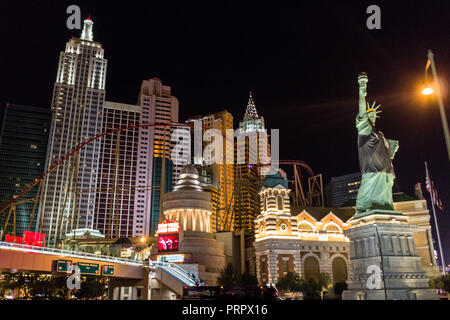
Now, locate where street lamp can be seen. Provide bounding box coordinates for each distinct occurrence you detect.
[422,87,434,96]
[422,50,450,163]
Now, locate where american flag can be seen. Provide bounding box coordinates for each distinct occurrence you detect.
[426,174,444,211]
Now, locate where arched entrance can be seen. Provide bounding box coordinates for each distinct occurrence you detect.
[304,256,320,281]
[332,257,347,283]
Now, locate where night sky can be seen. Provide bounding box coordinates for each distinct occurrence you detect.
[0,1,449,263]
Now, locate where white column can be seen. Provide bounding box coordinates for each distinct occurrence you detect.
[183,209,187,231]
[201,211,205,232]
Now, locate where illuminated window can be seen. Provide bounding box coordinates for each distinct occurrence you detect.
[30,145,38,149]
[282,260,289,273]
[325,224,340,232]
[277,195,283,210]
[298,223,313,232]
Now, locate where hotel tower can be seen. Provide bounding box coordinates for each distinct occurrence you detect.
[40,19,107,245]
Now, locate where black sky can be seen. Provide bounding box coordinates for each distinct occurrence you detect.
[0,1,449,263]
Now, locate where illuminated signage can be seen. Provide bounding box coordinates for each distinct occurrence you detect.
[102,265,115,276]
[23,231,46,247]
[56,260,73,272]
[158,235,179,252]
[77,262,100,275]
[157,254,184,263]
[157,221,180,235]
[5,235,23,244]
[120,248,132,258]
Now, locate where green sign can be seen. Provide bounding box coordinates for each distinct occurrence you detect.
[77,262,100,275]
[56,260,73,272]
[101,265,115,276]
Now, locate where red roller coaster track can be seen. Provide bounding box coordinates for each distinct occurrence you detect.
[0,123,320,216]
[0,121,191,216]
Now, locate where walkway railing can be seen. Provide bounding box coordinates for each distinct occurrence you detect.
[0,241,142,266]
[148,261,198,286]
[0,241,203,287]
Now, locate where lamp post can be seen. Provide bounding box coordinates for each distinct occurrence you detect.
[373,224,388,300]
[422,50,450,164]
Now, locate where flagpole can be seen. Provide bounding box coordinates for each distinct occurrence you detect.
[425,161,447,275]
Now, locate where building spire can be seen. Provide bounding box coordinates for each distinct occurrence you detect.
[244,91,259,120]
[80,18,94,41]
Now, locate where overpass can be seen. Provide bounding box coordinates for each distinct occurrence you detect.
[0,241,198,299]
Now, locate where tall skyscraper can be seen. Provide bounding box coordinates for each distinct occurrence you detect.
[95,101,140,238]
[234,93,268,232]
[135,78,180,236]
[186,110,234,232]
[0,104,51,237]
[40,18,107,245]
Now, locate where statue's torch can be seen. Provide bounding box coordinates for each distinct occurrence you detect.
[358,72,368,90]
[358,72,368,116]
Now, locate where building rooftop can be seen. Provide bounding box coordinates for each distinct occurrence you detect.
[244,92,259,120]
[173,165,203,191]
[291,205,356,222]
[261,170,288,189]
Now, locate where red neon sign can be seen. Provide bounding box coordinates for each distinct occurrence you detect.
[23,231,46,247]
[5,235,23,244]
[157,221,180,235]
[158,235,179,252]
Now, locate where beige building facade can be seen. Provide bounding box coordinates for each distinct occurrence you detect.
[254,171,440,287]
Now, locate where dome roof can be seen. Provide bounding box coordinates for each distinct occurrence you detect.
[261,170,288,189]
[180,165,199,176]
[173,165,202,191]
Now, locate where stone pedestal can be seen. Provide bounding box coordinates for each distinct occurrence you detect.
[179,231,226,285]
[342,210,438,300]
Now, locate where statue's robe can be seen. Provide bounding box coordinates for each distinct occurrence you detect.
[355,114,397,213]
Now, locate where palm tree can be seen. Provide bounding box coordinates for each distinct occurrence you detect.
[317,273,331,300]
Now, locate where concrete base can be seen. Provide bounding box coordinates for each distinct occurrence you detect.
[342,288,438,300]
[342,210,438,300]
[108,276,150,300]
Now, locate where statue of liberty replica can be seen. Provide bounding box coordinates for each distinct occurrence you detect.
[342,73,437,300]
[355,72,399,215]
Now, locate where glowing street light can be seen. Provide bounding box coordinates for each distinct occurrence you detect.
[423,50,450,163]
[422,56,434,96]
[421,87,434,95]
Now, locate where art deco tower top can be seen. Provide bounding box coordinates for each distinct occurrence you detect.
[80,18,94,41]
[244,91,259,120]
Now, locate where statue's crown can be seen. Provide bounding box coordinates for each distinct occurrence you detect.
[366,101,382,116]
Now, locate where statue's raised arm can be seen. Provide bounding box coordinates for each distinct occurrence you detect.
[355,73,381,136]
[354,73,398,214]
[358,72,368,118]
